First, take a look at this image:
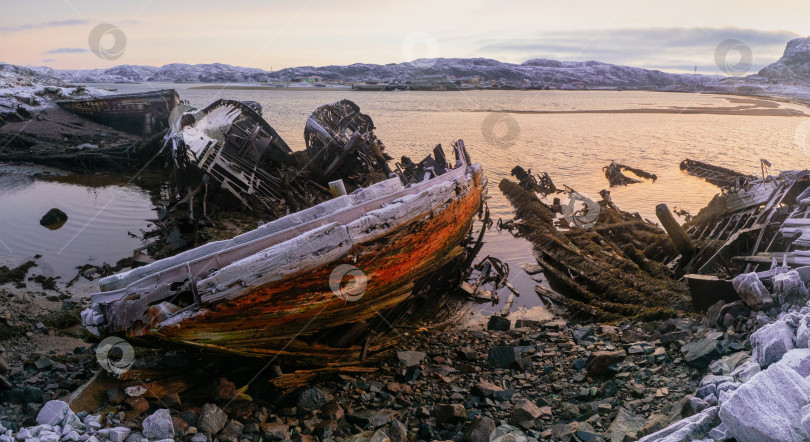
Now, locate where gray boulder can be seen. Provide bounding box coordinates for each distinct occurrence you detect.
[142,409,174,440]
[776,348,810,377]
[732,272,773,310]
[751,320,795,367]
[773,270,809,305]
[798,320,810,348]
[198,403,227,434]
[638,406,719,442]
[719,363,810,441]
[731,359,761,383]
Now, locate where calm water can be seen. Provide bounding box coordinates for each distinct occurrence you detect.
[3,85,809,313]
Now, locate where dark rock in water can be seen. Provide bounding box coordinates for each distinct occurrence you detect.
[198,403,227,434]
[751,320,795,367]
[297,386,329,411]
[487,315,511,331]
[682,338,722,368]
[434,404,466,424]
[719,364,810,442]
[39,208,67,230]
[396,351,426,367]
[585,350,626,376]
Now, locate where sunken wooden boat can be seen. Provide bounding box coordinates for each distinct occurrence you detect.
[57,89,179,135]
[82,141,486,363]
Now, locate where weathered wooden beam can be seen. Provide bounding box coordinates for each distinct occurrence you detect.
[655,203,694,256]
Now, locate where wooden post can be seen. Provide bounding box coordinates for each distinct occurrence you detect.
[656,203,694,256]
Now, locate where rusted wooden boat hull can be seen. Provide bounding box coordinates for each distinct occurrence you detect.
[85,155,485,362]
[57,89,179,135]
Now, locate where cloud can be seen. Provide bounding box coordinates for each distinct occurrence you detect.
[0,19,88,33]
[42,59,55,63]
[44,48,89,54]
[475,27,801,74]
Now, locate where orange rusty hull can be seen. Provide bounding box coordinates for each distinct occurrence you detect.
[136,166,485,361]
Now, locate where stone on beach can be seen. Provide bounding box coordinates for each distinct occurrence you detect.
[732,272,774,310]
[585,350,626,376]
[142,409,174,440]
[638,406,719,442]
[198,403,227,434]
[750,320,795,367]
[718,363,810,442]
[681,338,722,368]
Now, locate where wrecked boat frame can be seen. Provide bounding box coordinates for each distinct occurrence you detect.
[57,89,179,136]
[83,140,486,363]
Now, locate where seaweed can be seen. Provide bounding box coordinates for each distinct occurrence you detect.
[499,177,690,321]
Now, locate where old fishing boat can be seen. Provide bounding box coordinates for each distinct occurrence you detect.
[167,98,293,212]
[57,89,179,135]
[83,140,486,363]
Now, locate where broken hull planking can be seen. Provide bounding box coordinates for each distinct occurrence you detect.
[95,164,485,361]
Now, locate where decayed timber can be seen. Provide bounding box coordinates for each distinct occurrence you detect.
[681,167,810,275]
[680,158,755,188]
[168,99,295,213]
[83,142,486,362]
[57,89,179,135]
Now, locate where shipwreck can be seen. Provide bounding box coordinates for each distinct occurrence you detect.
[57,89,180,136]
[82,98,487,364]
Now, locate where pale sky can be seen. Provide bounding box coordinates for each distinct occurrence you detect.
[1,0,808,74]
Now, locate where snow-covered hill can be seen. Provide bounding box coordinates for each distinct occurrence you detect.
[27,58,717,86]
[759,37,810,85]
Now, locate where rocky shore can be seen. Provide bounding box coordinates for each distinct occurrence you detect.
[1,260,803,442]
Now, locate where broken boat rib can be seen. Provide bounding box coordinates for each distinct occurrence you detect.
[83,140,486,362]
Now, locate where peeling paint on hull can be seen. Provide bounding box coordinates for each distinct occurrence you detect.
[103,165,485,361]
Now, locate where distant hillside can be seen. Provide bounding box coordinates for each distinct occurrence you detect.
[759,37,810,85]
[28,58,716,87]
